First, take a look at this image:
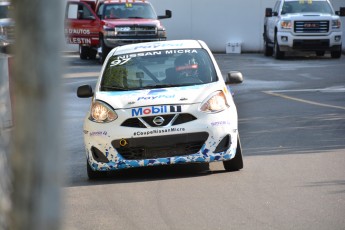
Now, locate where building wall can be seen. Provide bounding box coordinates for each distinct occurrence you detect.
[150,0,345,52]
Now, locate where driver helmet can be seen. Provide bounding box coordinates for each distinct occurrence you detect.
[174,54,198,77]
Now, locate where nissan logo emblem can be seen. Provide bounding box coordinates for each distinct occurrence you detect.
[153,116,165,126]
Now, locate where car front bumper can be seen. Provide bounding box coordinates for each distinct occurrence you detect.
[83,105,239,171]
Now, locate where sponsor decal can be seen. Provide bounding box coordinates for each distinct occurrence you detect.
[65,29,91,35]
[137,94,175,101]
[90,131,108,136]
[133,127,186,136]
[66,37,91,44]
[133,42,184,50]
[211,121,231,126]
[117,49,198,59]
[131,105,182,117]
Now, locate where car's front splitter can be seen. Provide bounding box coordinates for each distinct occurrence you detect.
[86,142,237,171]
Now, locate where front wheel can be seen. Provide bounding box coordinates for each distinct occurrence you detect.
[274,35,284,59]
[331,47,342,59]
[100,38,111,64]
[223,134,244,171]
[264,37,273,56]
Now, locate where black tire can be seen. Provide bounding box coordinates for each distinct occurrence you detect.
[100,38,111,64]
[263,31,273,56]
[223,134,244,172]
[264,40,274,57]
[274,34,284,59]
[79,45,88,60]
[331,49,342,59]
[88,49,97,60]
[316,51,325,57]
[87,160,105,180]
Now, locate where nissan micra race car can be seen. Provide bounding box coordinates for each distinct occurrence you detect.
[77,39,244,179]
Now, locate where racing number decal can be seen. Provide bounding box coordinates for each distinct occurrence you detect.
[110,57,131,67]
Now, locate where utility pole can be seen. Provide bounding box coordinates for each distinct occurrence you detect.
[8,0,63,229]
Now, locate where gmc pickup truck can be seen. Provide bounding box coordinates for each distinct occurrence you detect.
[263,0,345,59]
[0,1,14,53]
[65,0,172,62]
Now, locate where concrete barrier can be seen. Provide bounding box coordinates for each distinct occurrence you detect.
[0,54,13,129]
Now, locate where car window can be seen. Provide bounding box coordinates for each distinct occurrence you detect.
[101,48,218,91]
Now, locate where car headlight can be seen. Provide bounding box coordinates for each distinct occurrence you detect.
[105,29,116,37]
[157,27,166,37]
[89,101,117,123]
[332,19,341,29]
[199,91,229,113]
[281,20,292,29]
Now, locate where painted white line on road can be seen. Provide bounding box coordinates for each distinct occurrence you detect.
[265,86,345,93]
[63,72,99,78]
[263,90,345,110]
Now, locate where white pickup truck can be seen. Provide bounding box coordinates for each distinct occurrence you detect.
[263,0,345,59]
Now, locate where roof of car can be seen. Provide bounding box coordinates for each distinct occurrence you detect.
[112,40,206,55]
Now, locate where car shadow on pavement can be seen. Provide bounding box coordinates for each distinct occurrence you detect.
[62,162,228,187]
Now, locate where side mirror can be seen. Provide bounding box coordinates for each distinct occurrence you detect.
[265,8,273,17]
[338,7,345,16]
[225,71,243,85]
[87,15,96,20]
[158,10,172,19]
[77,85,94,98]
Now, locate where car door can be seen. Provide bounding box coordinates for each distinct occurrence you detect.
[64,1,101,47]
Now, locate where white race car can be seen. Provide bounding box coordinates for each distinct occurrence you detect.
[77,39,244,179]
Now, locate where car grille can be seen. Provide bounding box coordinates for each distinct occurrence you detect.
[111,132,209,160]
[294,21,329,33]
[121,114,197,128]
[116,25,157,36]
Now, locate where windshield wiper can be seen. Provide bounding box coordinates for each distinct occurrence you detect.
[139,84,176,89]
[102,85,129,91]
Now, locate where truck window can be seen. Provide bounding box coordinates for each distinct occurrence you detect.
[0,4,12,19]
[102,3,157,20]
[281,1,333,14]
[273,1,280,14]
[67,3,93,20]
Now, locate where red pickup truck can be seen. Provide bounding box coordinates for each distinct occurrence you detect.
[64,0,172,62]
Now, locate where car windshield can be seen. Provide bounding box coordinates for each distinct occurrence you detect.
[0,4,12,19]
[101,48,218,91]
[103,3,156,19]
[281,1,333,14]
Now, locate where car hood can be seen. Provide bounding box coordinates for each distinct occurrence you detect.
[94,82,225,109]
[103,19,160,27]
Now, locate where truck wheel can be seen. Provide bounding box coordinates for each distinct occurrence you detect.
[274,35,284,59]
[264,40,274,56]
[223,134,244,172]
[88,49,97,60]
[316,51,325,57]
[331,49,342,59]
[79,46,89,60]
[100,38,111,64]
